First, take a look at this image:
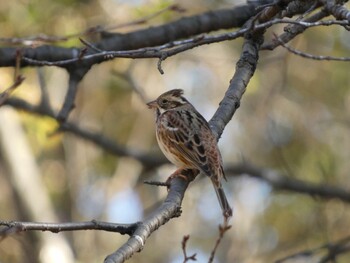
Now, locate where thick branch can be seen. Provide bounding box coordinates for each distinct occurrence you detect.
[321,0,350,21]
[104,171,195,263]
[0,3,262,69]
[20,18,349,68]
[209,30,263,139]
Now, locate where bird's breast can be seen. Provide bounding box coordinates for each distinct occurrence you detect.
[156,113,192,168]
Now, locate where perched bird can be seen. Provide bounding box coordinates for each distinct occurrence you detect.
[147,89,232,218]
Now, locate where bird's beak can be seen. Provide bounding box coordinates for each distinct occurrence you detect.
[147,100,157,109]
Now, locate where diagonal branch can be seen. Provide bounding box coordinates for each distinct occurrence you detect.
[0,171,195,263]
[104,171,196,263]
[0,75,25,106]
[209,29,263,139]
[208,0,287,139]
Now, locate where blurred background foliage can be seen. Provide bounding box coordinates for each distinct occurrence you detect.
[0,0,349,263]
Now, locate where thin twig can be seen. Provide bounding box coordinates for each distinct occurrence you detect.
[261,9,329,50]
[14,49,22,81]
[181,235,197,263]
[0,220,138,238]
[0,76,25,106]
[80,38,103,53]
[294,1,319,21]
[144,180,170,187]
[208,220,232,263]
[274,33,350,61]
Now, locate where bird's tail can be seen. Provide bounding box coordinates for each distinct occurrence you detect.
[211,179,233,219]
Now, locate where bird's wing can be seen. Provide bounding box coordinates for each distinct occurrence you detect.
[161,109,214,176]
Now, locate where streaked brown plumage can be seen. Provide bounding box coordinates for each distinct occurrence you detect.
[147,89,232,218]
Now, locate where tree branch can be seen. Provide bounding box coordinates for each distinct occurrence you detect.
[19,18,350,68]
[275,33,350,61]
[226,164,350,203]
[261,9,329,50]
[275,235,350,263]
[104,171,196,263]
[0,75,25,106]
[209,27,264,139]
[321,0,350,22]
[181,235,197,263]
[208,221,231,263]
[4,97,167,168]
[5,97,350,204]
[1,1,349,262]
[0,3,262,69]
[57,71,83,122]
[0,220,138,236]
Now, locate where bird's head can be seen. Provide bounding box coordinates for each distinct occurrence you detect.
[147,89,188,113]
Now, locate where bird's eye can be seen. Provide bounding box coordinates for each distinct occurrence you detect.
[161,99,168,104]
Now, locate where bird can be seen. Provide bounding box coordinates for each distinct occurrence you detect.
[147,89,232,218]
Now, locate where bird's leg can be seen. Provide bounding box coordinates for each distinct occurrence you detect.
[166,168,200,186]
[166,168,188,185]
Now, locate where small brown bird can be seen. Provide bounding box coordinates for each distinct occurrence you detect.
[147,89,232,218]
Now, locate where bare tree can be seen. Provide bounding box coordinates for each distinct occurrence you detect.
[0,1,350,263]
